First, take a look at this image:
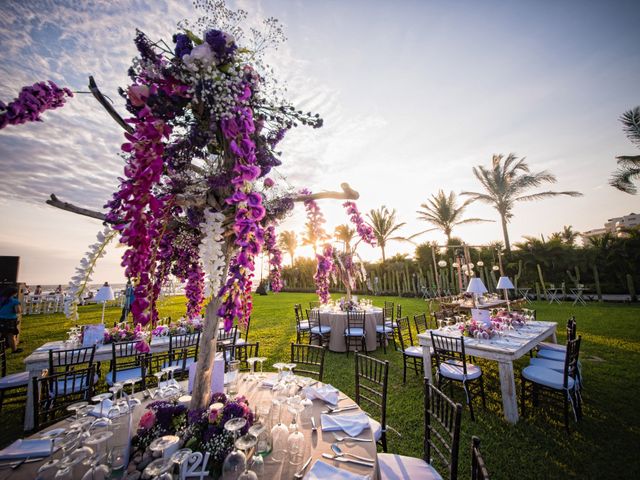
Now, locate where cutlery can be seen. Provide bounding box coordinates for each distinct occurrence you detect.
[293,456,313,479]
[322,404,358,414]
[331,444,375,463]
[332,433,372,443]
[321,453,373,468]
[0,457,46,469]
[311,416,318,433]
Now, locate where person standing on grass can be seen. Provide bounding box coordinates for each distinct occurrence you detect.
[120,279,135,323]
[0,286,22,353]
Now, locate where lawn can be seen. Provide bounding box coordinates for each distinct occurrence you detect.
[2,293,639,479]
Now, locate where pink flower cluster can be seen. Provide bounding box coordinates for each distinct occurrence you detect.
[343,201,376,246]
[106,83,173,326]
[301,189,328,243]
[264,224,283,292]
[217,98,265,330]
[0,81,73,129]
[314,244,335,304]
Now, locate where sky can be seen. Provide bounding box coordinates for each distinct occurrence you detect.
[0,0,639,285]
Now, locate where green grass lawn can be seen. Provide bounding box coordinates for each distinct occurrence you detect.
[2,293,639,479]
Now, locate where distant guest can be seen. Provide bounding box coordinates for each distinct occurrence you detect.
[34,285,42,295]
[120,279,135,322]
[0,286,22,353]
[54,284,63,294]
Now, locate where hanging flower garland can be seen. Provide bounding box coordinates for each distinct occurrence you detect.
[343,201,376,246]
[0,81,73,129]
[64,226,117,321]
[301,188,328,245]
[264,224,283,292]
[199,209,227,299]
[314,244,334,304]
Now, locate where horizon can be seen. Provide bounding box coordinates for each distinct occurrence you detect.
[1,0,640,284]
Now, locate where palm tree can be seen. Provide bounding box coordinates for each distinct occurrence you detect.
[301,222,329,256]
[561,225,579,246]
[334,224,356,253]
[367,206,407,262]
[278,230,297,267]
[462,154,582,252]
[610,106,640,194]
[416,190,491,243]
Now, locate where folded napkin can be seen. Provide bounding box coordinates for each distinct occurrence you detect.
[303,384,339,405]
[320,412,370,437]
[0,439,53,460]
[89,398,113,417]
[305,459,369,480]
[260,377,277,388]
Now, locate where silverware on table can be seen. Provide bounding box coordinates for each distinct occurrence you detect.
[293,456,313,479]
[332,433,372,443]
[331,443,375,463]
[311,416,318,433]
[321,453,373,468]
[322,404,358,414]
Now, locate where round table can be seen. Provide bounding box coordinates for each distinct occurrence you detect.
[3,374,380,480]
[317,307,383,353]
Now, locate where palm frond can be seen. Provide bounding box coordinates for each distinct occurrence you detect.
[620,106,640,147]
[514,190,582,202]
[610,166,640,194]
[455,217,494,225]
[616,155,640,167]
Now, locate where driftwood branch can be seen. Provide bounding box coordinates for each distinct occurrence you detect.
[88,76,134,134]
[46,194,108,222]
[292,182,359,202]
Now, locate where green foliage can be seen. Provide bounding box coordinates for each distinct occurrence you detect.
[2,294,640,479]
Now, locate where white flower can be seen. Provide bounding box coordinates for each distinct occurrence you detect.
[183,43,215,71]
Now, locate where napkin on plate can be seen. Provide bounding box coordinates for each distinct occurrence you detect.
[320,412,370,437]
[303,384,339,405]
[89,398,113,417]
[0,439,53,460]
[305,459,369,480]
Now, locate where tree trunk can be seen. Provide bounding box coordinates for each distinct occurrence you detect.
[381,245,386,263]
[501,214,511,252]
[191,298,222,410]
[290,253,294,267]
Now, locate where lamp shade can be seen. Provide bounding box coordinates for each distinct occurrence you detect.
[496,276,515,289]
[466,277,488,295]
[95,285,115,302]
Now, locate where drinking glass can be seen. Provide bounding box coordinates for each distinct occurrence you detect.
[235,434,259,480]
[91,393,112,418]
[286,418,304,466]
[153,370,166,398]
[269,399,289,463]
[272,362,286,383]
[255,357,267,379]
[36,459,60,480]
[250,401,272,456]
[108,445,129,472]
[227,360,241,396]
[67,401,88,421]
[222,417,248,478]
[246,357,259,382]
[143,458,174,479]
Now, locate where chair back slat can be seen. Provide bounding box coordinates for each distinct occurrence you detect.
[224,342,259,371]
[564,336,581,387]
[110,341,148,387]
[294,304,304,322]
[430,332,469,376]
[471,436,490,480]
[424,379,462,480]
[355,353,388,435]
[307,309,325,330]
[414,313,430,335]
[396,304,402,320]
[217,326,238,346]
[346,310,365,333]
[309,301,320,310]
[396,316,414,350]
[291,343,325,381]
[170,332,200,358]
[48,345,96,375]
[383,305,394,322]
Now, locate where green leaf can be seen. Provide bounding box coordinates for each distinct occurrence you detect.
[184,29,203,45]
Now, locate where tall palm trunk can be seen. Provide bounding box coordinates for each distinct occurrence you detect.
[500,214,511,252]
[290,253,294,267]
[381,244,386,263]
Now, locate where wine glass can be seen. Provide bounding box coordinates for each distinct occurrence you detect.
[91,392,112,418]
[37,458,60,480]
[170,448,193,472]
[143,458,174,479]
[246,357,259,382]
[124,377,142,408]
[66,401,88,421]
[235,434,259,480]
[286,412,305,466]
[153,370,166,398]
[269,402,289,463]
[255,357,267,379]
[222,417,248,477]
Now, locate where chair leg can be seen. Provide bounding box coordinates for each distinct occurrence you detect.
[402,356,407,384]
[520,376,526,418]
[479,376,486,409]
[563,392,569,433]
[381,333,386,354]
[381,431,388,453]
[362,337,367,354]
[345,338,349,357]
[463,381,475,421]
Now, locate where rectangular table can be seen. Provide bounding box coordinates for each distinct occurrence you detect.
[453,298,510,311]
[418,320,557,424]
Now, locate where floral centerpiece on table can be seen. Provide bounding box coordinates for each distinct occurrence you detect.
[458,319,495,339]
[152,317,204,337]
[130,393,253,473]
[103,323,150,352]
[490,309,526,328]
[338,297,360,312]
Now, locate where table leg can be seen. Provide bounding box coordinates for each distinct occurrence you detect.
[422,344,433,383]
[23,368,40,431]
[498,361,519,424]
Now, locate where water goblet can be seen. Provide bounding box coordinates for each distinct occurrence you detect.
[222,417,248,477]
[91,392,112,418]
[36,458,60,480]
[67,401,89,421]
[153,370,166,398]
[226,360,241,397]
[235,434,259,480]
[269,399,289,464]
[272,362,286,383]
[143,458,174,479]
[246,357,259,382]
[255,357,267,379]
[108,445,128,472]
[286,416,305,466]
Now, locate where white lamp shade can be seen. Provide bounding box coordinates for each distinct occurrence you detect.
[466,277,488,295]
[497,276,515,289]
[95,285,115,302]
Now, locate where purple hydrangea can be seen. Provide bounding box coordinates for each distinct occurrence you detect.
[173,33,193,58]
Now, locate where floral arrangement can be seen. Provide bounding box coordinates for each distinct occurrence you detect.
[338,297,360,312]
[343,201,376,246]
[490,309,526,328]
[103,323,150,352]
[263,224,283,292]
[458,319,495,339]
[314,244,334,304]
[131,392,253,470]
[0,81,73,129]
[152,317,204,337]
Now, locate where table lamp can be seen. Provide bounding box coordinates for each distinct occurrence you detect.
[95,284,115,323]
[497,276,514,311]
[466,277,488,308]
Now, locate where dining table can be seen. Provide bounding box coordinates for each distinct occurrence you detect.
[315,307,383,353]
[418,320,558,424]
[0,373,379,479]
[451,298,510,311]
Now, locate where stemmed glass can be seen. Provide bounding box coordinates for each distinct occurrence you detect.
[269,398,289,463]
[235,434,259,480]
[164,366,182,397]
[123,377,142,408]
[249,401,271,458]
[255,357,267,379]
[91,392,112,418]
[81,431,113,480]
[66,401,88,421]
[222,417,248,477]
[246,357,259,382]
[153,370,166,398]
[143,458,174,479]
[272,362,286,383]
[286,404,305,466]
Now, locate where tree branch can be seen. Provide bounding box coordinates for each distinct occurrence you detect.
[292,182,360,202]
[88,76,134,134]
[46,194,108,222]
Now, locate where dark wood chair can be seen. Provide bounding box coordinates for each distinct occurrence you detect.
[294,304,310,343]
[355,352,389,452]
[378,378,462,480]
[223,342,260,372]
[107,341,148,390]
[430,332,485,421]
[48,345,96,375]
[521,336,582,432]
[33,366,96,431]
[218,325,238,350]
[344,310,367,356]
[397,316,424,383]
[413,312,431,335]
[168,332,200,375]
[307,309,331,347]
[237,317,251,344]
[0,339,30,413]
[471,436,490,480]
[291,343,325,381]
